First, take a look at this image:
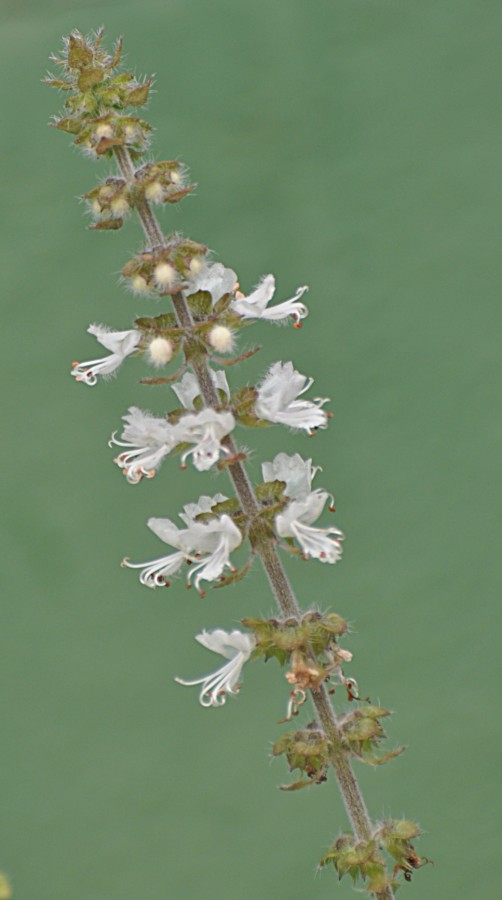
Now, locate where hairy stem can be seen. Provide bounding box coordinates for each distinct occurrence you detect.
[114,146,394,899]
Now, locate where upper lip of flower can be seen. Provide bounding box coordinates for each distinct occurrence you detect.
[171,370,230,409]
[184,262,237,305]
[175,629,256,707]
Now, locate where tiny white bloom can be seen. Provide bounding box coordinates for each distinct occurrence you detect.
[71,324,141,386]
[109,407,178,484]
[171,370,230,409]
[255,361,330,433]
[175,629,256,707]
[122,497,242,593]
[263,452,343,563]
[231,274,309,325]
[185,262,237,305]
[176,409,236,471]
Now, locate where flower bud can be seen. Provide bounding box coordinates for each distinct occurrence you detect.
[188,256,203,276]
[153,262,177,290]
[208,325,234,353]
[148,337,174,367]
[94,122,114,140]
[144,181,165,203]
[131,274,151,294]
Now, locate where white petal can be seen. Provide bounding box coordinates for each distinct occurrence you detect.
[122,550,185,587]
[262,452,316,499]
[172,369,230,409]
[196,629,255,660]
[185,262,237,304]
[178,493,228,526]
[147,517,184,547]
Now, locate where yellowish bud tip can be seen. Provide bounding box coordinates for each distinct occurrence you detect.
[131,274,150,294]
[188,257,203,276]
[110,197,130,217]
[148,336,174,367]
[91,199,101,216]
[124,124,139,142]
[208,325,234,353]
[153,262,177,289]
[144,181,165,203]
[95,123,113,139]
[170,170,181,184]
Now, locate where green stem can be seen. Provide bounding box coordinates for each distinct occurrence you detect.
[114,146,394,900]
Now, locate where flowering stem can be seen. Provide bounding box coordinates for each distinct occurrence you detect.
[114,146,394,900]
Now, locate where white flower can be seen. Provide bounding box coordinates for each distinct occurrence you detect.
[262,452,343,563]
[175,629,256,707]
[255,361,330,433]
[175,409,236,471]
[109,407,178,484]
[262,451,322,501]
[171,370,230,409]
[71,324,141,386]
[231,274,309,325]
[185,262,237,305]
[122,497,242,593]
[276,497,344,563]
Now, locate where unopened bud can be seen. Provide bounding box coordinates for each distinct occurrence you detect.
[124,123,140,142]
[208,325,234,353]
[131,274,150,294]
[144,181,165,203]
[95,122,114,139]
[148,336,174,367]
[188,256,203,276]
[153,262,177,289]
[110,197,130,217]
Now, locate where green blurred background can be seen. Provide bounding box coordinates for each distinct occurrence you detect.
[1,1,500,897]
